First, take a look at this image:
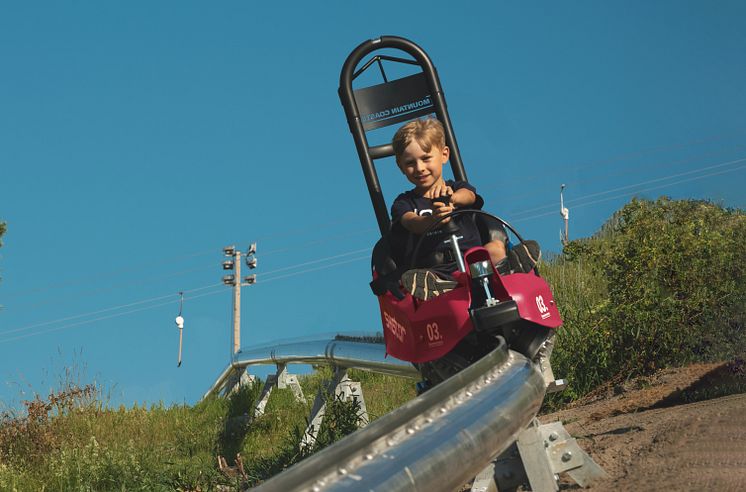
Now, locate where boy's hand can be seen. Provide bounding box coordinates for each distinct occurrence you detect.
[430,201,454,224]
[425,184,454,206]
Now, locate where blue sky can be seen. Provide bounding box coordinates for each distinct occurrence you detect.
[1,1,745,409]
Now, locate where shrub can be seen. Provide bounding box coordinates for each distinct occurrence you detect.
[548,197,745,402]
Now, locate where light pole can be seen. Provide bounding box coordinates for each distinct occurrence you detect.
[222,243,258,356]
[175,291,185,367]
[560,184,569,247]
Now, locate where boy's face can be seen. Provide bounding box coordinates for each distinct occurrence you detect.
[397,139,450,193]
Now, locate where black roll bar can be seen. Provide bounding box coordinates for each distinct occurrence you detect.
[339,36,467,236]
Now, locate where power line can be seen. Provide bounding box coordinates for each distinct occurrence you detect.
[257,228,376,258]
[0,254,372,344]
[258,248,370,277]
[3,155,743,344]
[0,299,188,344]
[7,131,745,302]
[0,283,223,337]
[9,130,746,301]
[512,163,746,224]
[0,294,222,345]
[509,156,746,218]
[557,143,746,195]
[495,128,746,204]
[259,255,370,284]
[12,264,220,311]
[2,221,373,300]
[0,249,221,300]
[3,226,377,304]
[559,128,746,174]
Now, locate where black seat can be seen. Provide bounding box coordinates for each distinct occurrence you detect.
[474,213,508,247]
[370,233,405,300]
[370,221,411,299]
[369,213,510,298]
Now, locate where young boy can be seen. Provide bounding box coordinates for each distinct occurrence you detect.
[391,118,509,300]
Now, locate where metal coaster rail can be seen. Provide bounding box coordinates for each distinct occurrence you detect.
[254,339,543,491]
[203,334,553,491]
[203,334,420,399]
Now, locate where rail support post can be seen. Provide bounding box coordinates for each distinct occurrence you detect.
[223,368,256,397]
[300,366,369,451]
[473,419,608,492]
[254,363,305,417]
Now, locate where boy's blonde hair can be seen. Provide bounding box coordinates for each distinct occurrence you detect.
[392,118,446,162]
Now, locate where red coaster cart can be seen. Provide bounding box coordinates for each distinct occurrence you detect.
[338,37,561,384]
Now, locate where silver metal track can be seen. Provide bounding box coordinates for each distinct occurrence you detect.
[254,339,545,492]
[203,333,419,400]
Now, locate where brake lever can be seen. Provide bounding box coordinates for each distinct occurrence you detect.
[430,194,452,208]
[431,195,459,234]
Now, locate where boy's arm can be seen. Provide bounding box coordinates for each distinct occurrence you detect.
[401,199,459,233]
[450,187,476,208]
[426,185,476,208]
[400,211,441,235]
[393,194,446,235]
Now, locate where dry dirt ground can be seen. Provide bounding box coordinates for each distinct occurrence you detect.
[540,360,746,491]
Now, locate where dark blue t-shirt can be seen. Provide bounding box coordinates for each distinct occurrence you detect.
[391,180,485,276]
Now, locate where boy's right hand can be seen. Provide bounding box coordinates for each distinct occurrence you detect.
[430,199,454,224]
[425,184,454,205]
[430,195,451,207]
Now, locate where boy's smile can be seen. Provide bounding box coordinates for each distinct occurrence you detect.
[397,140,450,194]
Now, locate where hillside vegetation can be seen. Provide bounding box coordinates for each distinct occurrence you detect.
[1,198,743,490]
[0,369,416,491]
[544,197,745,403]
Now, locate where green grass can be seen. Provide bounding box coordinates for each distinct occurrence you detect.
[540,256,614,403]
[0,370,416,491]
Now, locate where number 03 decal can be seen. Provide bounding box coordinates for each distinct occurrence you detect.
[426,322,442,342]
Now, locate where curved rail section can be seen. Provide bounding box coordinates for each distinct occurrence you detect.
[254,340,545,492]
[203,335,420,400]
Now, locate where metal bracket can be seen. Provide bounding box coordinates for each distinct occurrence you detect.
[546,379,568,394]
[222,368,256,397]
[539,420,608,488]
[276,364,305,402]
[515,419,559,491]
[254,363,305,417]
[300,366,369,451]
[535,334,567,394]
[471,461,499,492]
[473,419,608,492]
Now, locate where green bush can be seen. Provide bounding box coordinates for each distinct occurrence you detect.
[541,256,612,401]
[547,197,745,403]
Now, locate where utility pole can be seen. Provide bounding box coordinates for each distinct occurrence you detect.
[222,243,257,356]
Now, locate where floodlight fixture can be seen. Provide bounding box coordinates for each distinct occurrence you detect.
[222,274,236,285]
[245,256,257,269]
[244,274,257,285]
[247,242,257,256]
[223,245,236,257]
[222,260,235,270]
